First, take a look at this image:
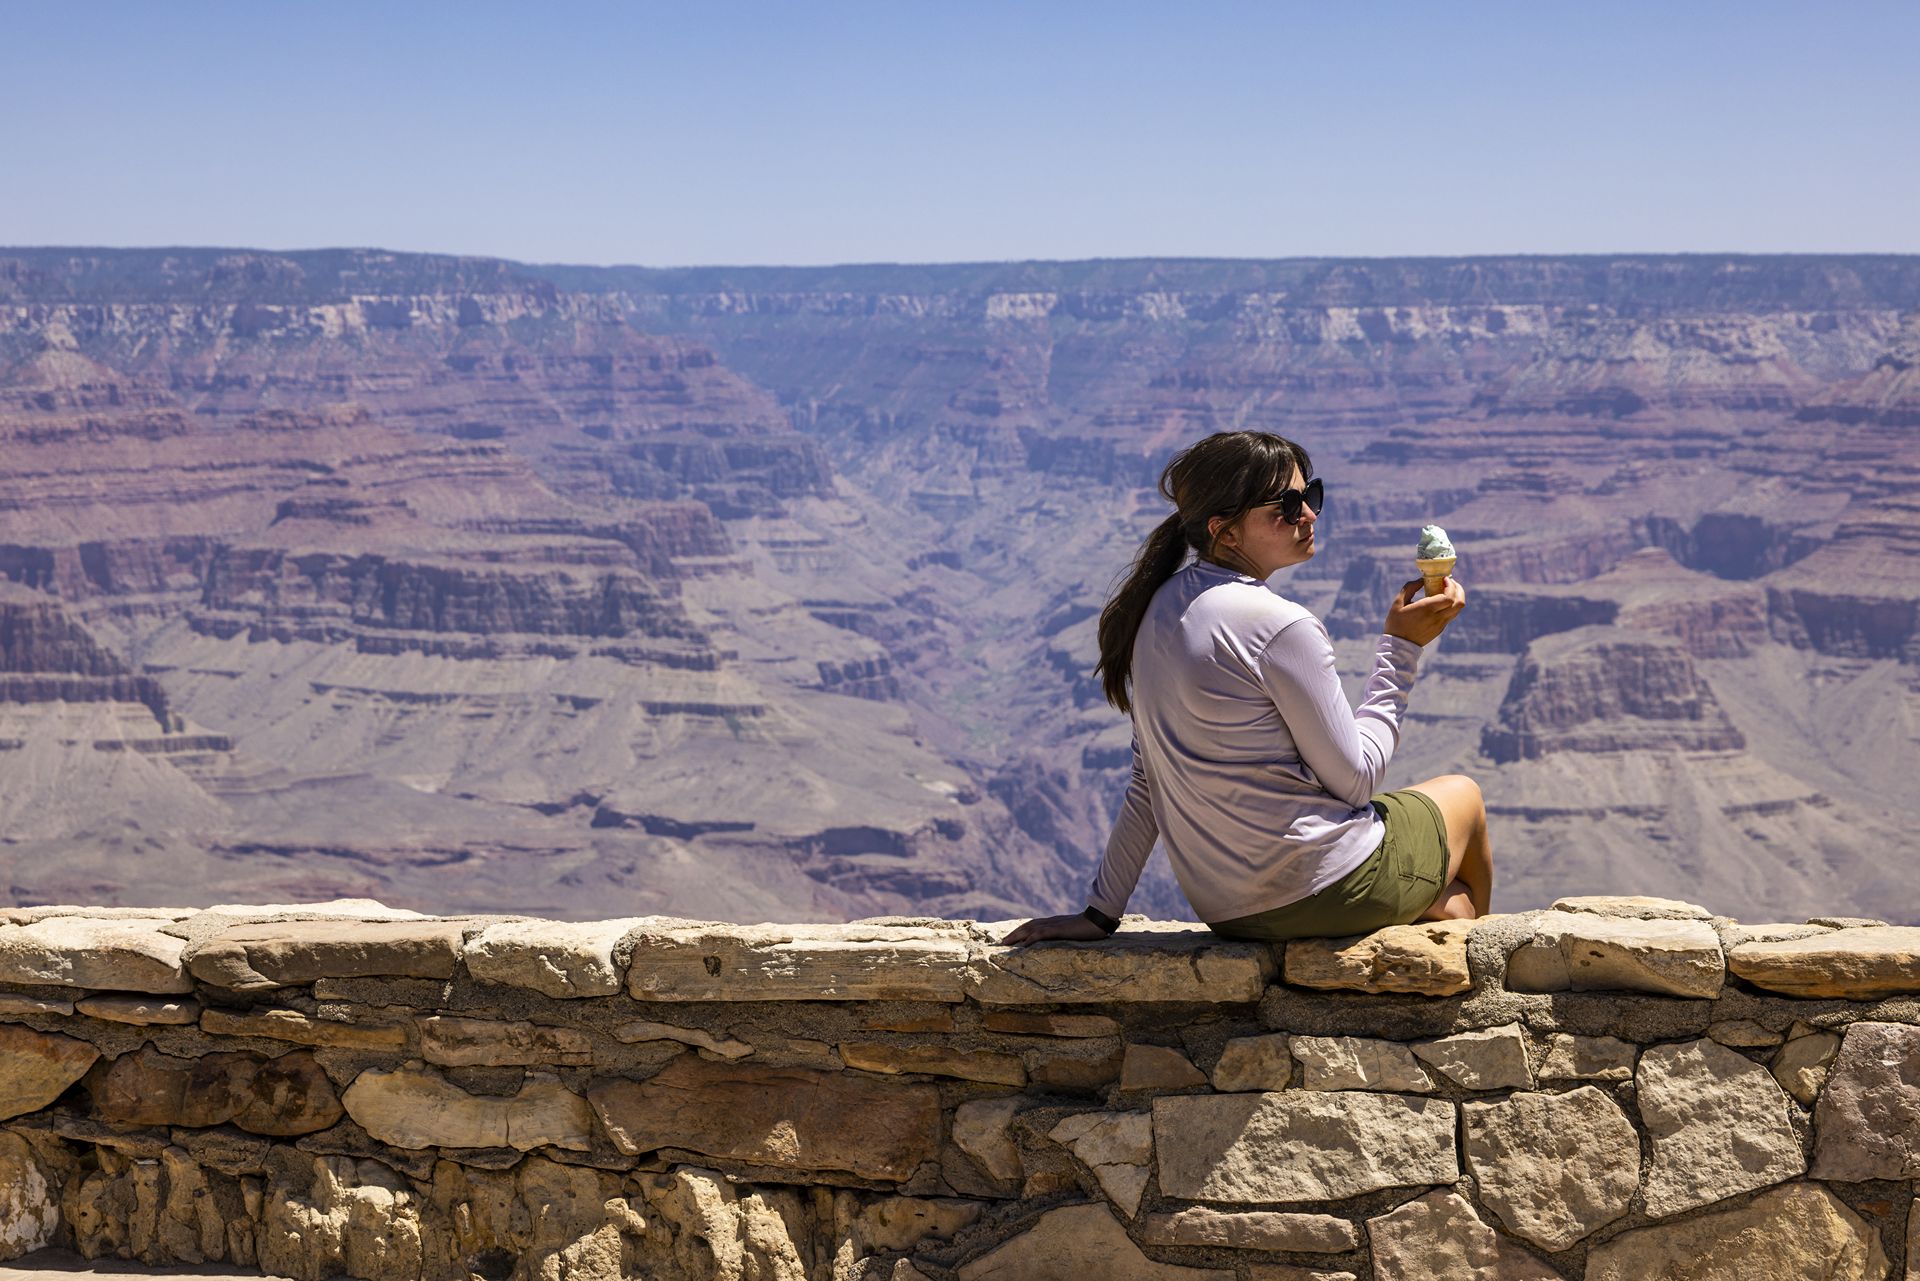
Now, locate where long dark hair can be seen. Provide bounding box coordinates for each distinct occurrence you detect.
[1095,431,1313,714]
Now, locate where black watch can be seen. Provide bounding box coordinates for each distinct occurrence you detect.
[1082,906,1120,935]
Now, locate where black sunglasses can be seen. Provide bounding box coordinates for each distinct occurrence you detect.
[1254,476,1324,524]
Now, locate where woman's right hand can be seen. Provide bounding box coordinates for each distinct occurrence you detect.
[1384,577,1466,646]
[1001,913,1112,945]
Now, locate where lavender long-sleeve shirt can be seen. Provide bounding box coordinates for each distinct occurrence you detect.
[1089,558,1424,924]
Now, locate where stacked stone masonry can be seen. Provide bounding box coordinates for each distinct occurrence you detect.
[0,895,1916,1280]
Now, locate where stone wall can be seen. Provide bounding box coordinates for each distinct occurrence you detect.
[0,896,1916,1281]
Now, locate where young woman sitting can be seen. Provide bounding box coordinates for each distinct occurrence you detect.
[1004,430,1490,945]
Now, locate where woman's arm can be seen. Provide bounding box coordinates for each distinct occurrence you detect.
[1255,615,1422,809]
[1002,735,1157,943]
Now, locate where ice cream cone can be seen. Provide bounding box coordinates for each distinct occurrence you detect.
[1416,555,1455,597]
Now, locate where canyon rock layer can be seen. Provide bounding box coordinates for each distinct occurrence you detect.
[2,249,1917,922]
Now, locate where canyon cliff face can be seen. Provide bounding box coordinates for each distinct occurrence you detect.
[1,249,1916,922]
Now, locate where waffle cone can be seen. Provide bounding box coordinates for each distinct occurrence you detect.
[1416,555,1456,597]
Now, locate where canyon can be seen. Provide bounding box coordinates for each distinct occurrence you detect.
[2,249,1917,923]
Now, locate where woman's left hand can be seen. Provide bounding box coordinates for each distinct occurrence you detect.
[1001,913,1111,945]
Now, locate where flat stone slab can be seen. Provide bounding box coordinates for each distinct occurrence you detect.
[342,1063,592,1151]
[971,924,1274,1005]
[1138,1208,1357,1253]
[1211,1034,1292,1092]
[1292,1035,1435,1093]
[73,995,199,1026]
[1586,1183,1889,1281]
[1368,1190,1566,1281]
[1506,913,1724,998]
[418,1015,594,1067]
[0,917,191,993]
[463,916,659,998]
[188,920,468,990]
[199,1007,408,1050]
[1412,1023,1532,1091]
[1552,895,1711,920]
[1637,1037,1803,1216]
[1538,1034,1636,1082]
[90,1046,341,1137]
[1465,1087,1638,1250]
[627,922,975,1002]
[1282,919,1473,996]
[1049,1111,1153,1216]
[0,1024,99,1121]
[1812,1022,1920,1181]
[588,1055,940,1182]
[1153,1090,1456,1202]
[1729,926,1920,998]
[957,1203,1232,1281]
[841,1041,1026,1086]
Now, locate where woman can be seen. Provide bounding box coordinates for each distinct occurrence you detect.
[1005,430,1491,945]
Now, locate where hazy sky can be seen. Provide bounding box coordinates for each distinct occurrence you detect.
[4,1,1915,266]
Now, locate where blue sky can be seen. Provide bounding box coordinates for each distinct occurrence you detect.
[3,1,1915,266]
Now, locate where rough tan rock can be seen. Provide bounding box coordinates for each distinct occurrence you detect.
[1586,1182,1889,1281]
[73,995,199,1025]
[970,922,1273,1004]
[956,1202,1232,1281]
[1539,1033,1636,1081]
[1118,1044,1206,1090]
[418,1014,593,1067]
[1368,1190,1566,1281]
[1506,914,1724,998]
[1282,918,1473,996]
[1716,921,1833,949]
[1637,1037,1804,1216]
[589,1057,940,1182]
[1772,1025,1841,1106]
[260,1153,426,1281]
[0,1024,99,1120]
[1729,926,1920,998]
[1909,1197,1918,1281]
[1464,1087,1638,1250]
[1048,1112,1153,1216]
[0,916,191,993]
[342,1063,592,1151]
[90,1046,343,1137]
[189,919,469,990]
[1245,1269,1358,1281]
[841,1042,1026,1085]
[0,1130,59,1260]
[463,916,656,997]
[638,1164,808,1280]
[1412,1023,1532,1090]
[612,1019,753,1059]
[628,921,974,1002]
[200,1006,410,1050]
[1153,1091,1455,1202]
[952,1097,1024,1182]
[1291,1035,1435,1092]
[1210,1033,1292,1092]
[1812,1022,1920,1181]
[1138,1207,1356,1252]
[1552,894,1710,920]
[981,1011,1120,1037]
[0,994,73,1016]
[1024,1037,1125,1090]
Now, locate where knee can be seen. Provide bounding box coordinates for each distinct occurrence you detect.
[1441,774,1485,817]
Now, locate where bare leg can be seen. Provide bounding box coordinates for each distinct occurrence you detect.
[1405,774,1493,919]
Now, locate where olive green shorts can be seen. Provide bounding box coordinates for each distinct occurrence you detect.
[1206,789,1451,942]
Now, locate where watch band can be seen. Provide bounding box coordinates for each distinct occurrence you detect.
[1082,905,1120,935]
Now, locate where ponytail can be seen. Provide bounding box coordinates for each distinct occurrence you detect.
[1095,514,1190,714]
[1092,430,1313,717]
